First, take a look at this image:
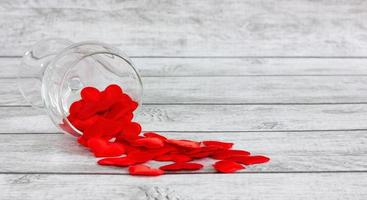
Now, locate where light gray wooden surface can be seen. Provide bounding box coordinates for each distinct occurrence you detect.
[2,0,367,57]
[2,105,367,133]
[2,173,367,200]
[0,131,366,173]
[1,0,367,199]
[5,76,367,105]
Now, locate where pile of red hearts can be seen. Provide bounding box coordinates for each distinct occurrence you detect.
[62,84,270,176]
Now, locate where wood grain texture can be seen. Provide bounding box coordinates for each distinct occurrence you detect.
[2,1,367,198]
[1,105,367,133]
[0,131,365,174]
[6,76,367,105]
[2,0,367,56]
[1,173,367,200]
[129,76,367,104]
[3,57,367,77]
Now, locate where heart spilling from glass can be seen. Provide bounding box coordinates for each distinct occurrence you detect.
[63,84,270,176]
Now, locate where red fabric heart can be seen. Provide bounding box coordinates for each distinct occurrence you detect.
[127,150,155,163]
[97,85,123,110]
[104,101,132,120]
[159,162,203,171]
[71,115,100,131]
[153,154,174,162]
[69,100,84,118]
[213,160,245,173]
[154,153,192,163]
[170,154,192,162]
[97,157,135,167]
[203,140,233,150]
[187,151,212,159]
[77,136,89,147]
[116,112,134,124]
[87,138,125,157]
[120,122,142,141]
[166,139,201,149]
[93,84,123,113]
[131,137,165,149]
[118,93,138,111]
[185,146,222,159]
[149,146,178,157]
[104,84,123,99]
[211,149,251,160]
[76,102,99,120]
[128,100,139,111]
[94,96,115,113]
[81,87,101,102]
[143,132,167,141]
[186,150,214,159]
[229,155,270,165]
[129,165,164,176]
[83,117,122,139]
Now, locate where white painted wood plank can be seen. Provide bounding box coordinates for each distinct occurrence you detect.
[134,58,367,76]
[1,173,366,200]
[1,105,367,133]
[144,76,367,104]
[0,131,365,174]
[0,79,26,105]
[5,76,367,105]
[3,57,367,77]
[2,0,367,56]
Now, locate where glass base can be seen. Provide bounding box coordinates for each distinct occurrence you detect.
[17,38,73,108]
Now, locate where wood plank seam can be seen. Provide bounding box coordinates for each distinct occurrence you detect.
[1,171,367,175]
[2,128,367,135]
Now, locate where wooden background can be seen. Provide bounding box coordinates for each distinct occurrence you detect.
[1,0,367,199]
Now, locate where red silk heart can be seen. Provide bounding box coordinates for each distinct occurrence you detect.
[166,139,201,149]
[129,165,164,176]
[203,140,233,150]
[131,137,165,149]
[229,155,270,165]
[211,149,251,160]
[213,160,245,173]
[160,162,203,171]
[97,156,135,167]
[87,138,125,157]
